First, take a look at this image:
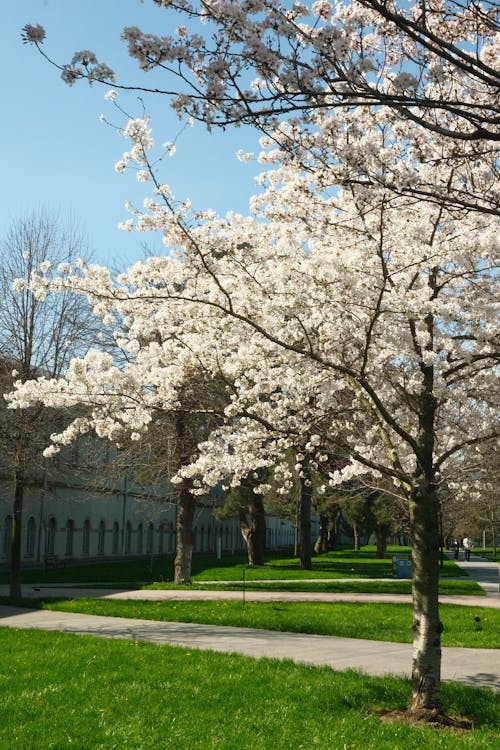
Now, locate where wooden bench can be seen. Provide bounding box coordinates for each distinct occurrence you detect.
[44,554,66,570]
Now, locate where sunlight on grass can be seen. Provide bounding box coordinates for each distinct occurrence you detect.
[0,629,497,750]
[6,598,498,649]
[0,546,468,587]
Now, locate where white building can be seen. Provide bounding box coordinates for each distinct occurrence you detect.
[1,444,296,568]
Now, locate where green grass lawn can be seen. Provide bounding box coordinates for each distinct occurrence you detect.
[478,548,498,563]
[145,578,483,596]
[0,546,468,586]
[4,597,498,648]
[0,628,497,750]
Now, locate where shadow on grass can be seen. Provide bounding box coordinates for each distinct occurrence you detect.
[0,546,465,587]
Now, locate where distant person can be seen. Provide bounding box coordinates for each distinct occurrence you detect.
[463,536,473,562]
[452,538,460,560]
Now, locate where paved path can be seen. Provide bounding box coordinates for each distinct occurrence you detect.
[445,552,500,597]
[1,585,498,607]
[0,552,498,691]
[1,550,498,607]
[1,604,498,692]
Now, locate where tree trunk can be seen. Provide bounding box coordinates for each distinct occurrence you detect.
[239,497,266,565]
[327,513,338,550]
[407,302,446,714]
[314,514,329,553]
[10,474,23,598]
[299,472,312,570]
[173,411,196,585]
[410,480,442,712]
[353,521,360,551]
[375,523,389,558]
[174,481,195,584]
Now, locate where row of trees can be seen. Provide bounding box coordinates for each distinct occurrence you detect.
[14,0,500,720]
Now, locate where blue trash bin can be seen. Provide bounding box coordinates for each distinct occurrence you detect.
[396,559,412,579]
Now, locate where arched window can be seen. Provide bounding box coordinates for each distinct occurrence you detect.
[146,523,154,554]
[124,521,132,554]
[26,516,36,558]
[98,520,106,556]
[136,522,143,554]
[168,522,174,553]
[47,517,57,555]
[82,520,90,555]
[2,516,12,558]
[112,521,119,554]
[65,520,75,556]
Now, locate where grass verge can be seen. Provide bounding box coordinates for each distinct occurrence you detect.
[0,628,497,750]
[2,597,498,648]
[0,546,466,586]
[145,578,484,596]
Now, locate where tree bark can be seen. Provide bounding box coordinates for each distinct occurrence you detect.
[239,496,266,565]
[410,480,442,711]
[173,411,196,585]
[353,521,360,551]
[327,515,338,550]
[9,473,23,598]
[299,472,312,570]
[174,481,195,584]
[375,522,389,558]
[314,514,329,553]
[407,297,445,714]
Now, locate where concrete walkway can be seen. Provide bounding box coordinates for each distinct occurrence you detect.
[1,585,498,607]
[0,604,498,692]
[445,552,500,597]
[0,553,498,691]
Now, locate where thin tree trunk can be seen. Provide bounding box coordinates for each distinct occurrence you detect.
[314,514,329,553]
[239,497,266,565]
[10,474,23,598]
[353,521,360,551]
[327,514,338,550]
[375,523,389,558]
[299,472,312,570]
[173,411,196,585]
[174,481,195,584]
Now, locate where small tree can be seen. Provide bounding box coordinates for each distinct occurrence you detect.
[217,471,267,567]
[0,211,95,596]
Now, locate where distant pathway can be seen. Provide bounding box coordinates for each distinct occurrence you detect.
[444,552,500,598]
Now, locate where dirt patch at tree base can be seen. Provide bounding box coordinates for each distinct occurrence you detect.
[377,707,473,731]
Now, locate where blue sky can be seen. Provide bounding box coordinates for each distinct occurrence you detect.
[1,0,262,267]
